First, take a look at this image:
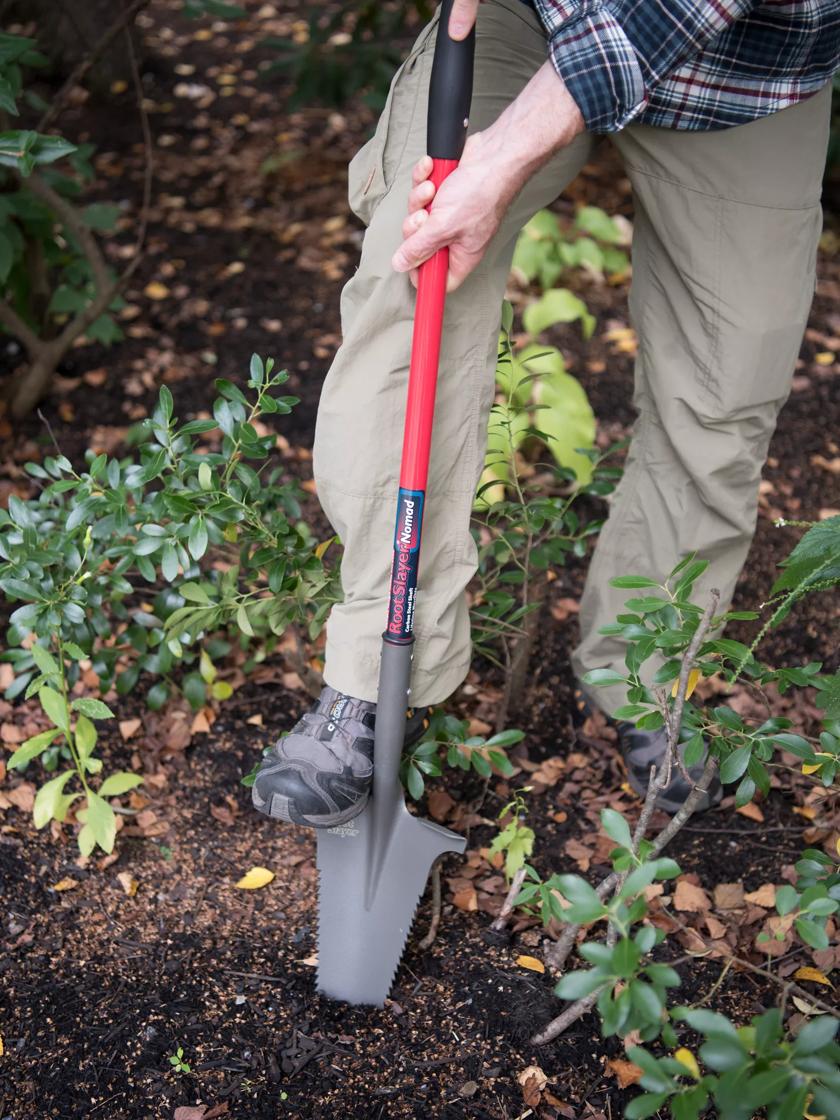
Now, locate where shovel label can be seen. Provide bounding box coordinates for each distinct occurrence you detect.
[387,487,424,639]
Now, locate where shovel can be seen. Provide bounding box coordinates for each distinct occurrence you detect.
[316,0,475,1007]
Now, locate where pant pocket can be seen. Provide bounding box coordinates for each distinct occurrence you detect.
[347,13,438,226]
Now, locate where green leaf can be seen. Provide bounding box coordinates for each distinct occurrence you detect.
[624,1092,670,1120]
[610,576,660,589]
[794,917,829,950]
[8,727,58,769]
[611,938,641,978]
[575,205,623,244]
[406,762,424,800]
[523,288,594,338]
[793,1014,838,1054]
[71,697,114,720]
[77,822,96,857]
[198,461,213,491]
[85,792,116,853]
[74,714,96,759]
[775,884,799,915]
[531,358,596,484]
[187,518,209,560]
[98,772,143,798]
[161,543,179,582]
[583,668,627,688]
[33,770,73,828]
[554,968,605,1001]
[719,745,751,785]
[630,980,663,1024]
[601,807,632,848]
[39,685,69,732]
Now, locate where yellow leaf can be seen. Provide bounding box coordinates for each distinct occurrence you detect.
[802,763,821,775]
[236,866,274,890]
[674,1049,701,1080]
[793,805,817,820]
[671,668,701,700]
[315,536,336,560]
[516,955,546,974]
[793,967,833,988]
[110,79,128,94]
[53,877,79,892]
[814,351,835,366]
[144,281,170,301]
[0,1035,4,1056]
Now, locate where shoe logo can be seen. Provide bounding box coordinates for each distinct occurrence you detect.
[326,823,360,838]
[329,697,348,721]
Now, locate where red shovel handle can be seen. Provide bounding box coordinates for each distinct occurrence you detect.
[386,2,475,643]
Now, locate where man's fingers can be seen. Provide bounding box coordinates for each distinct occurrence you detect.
[392,215,448,274]
[448,0,479,40]
[407,179,435,215]
[401,208,429,240]
[411,155,433,186]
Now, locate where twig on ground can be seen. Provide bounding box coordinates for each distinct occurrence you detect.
[418,862,442,951]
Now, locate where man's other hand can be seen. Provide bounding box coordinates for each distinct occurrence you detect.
[448,0,480,41]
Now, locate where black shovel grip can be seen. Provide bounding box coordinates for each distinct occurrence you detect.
[427,0,476,160]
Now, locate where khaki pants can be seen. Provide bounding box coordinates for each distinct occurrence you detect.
[312,0,831,714]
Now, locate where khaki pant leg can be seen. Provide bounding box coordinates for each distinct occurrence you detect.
[314,0,594,704]
[573,83,833,715]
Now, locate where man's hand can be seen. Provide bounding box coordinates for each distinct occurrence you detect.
[448,0,480,40]
[392,61,586,291]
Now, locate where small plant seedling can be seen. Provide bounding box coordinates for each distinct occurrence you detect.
[168,1046,190,1074]
[488,787,535,879]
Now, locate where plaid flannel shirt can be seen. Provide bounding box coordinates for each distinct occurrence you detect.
[528,0,840,131]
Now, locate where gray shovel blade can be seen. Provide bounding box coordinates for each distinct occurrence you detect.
[316,801,465,1006]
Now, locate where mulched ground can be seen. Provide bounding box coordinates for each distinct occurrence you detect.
[0,3,838,1119]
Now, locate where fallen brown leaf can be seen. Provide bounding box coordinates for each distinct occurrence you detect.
[52,878,79,892]
[6,783,35,812]
[744,883,776,908]
[452,887,478,912]
[119,718,142,741]
[607,1058,643,1088]
[427,789,455,822]
[117,871,139,897]
[517,1065,548,1109]
[736,802,764,822]
[674,879,712,912]
[713,882,744,910]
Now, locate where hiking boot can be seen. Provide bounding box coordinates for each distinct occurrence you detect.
[251,686,429,829]
[572,685,722,816]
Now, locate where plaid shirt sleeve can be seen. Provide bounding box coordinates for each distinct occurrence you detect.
[543,1,760,132]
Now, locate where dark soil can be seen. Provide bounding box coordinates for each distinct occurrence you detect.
[1,3,838,1119]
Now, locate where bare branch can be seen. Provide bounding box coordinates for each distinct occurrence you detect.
[0,299,42,356]
[544,754,719,974]
[37,0,153,133]
[542,591,723,981]
[490,865,527,933]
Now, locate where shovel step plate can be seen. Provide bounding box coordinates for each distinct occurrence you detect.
[317,803,465,1006]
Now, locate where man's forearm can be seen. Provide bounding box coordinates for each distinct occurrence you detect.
[466,61,585,203]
